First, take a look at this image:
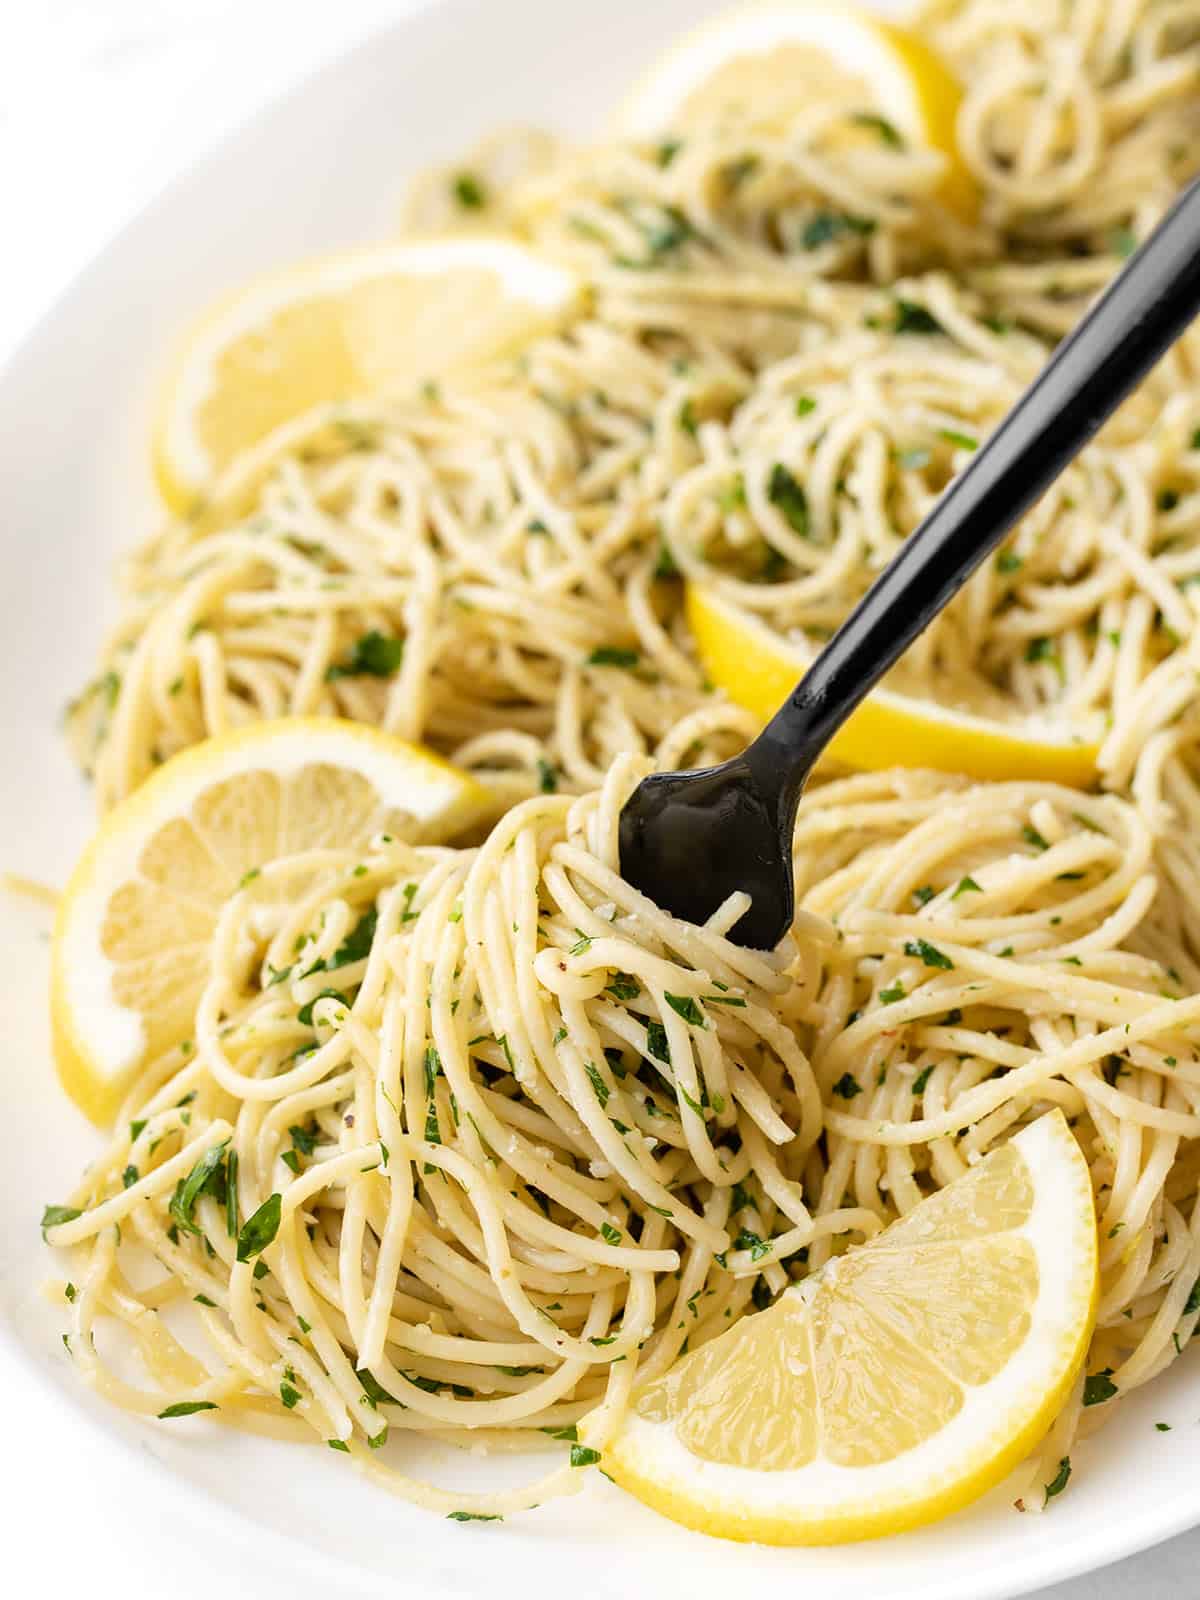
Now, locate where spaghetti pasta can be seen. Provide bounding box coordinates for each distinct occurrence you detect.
[46,757,831,1512]
[44,759,1200,1513]
[42,0,1200,1527]
[68,0,1200,827]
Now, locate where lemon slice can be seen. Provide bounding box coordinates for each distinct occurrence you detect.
[616,2,976,220]
[153,237,582,511]
[600,1110,1096,1544]
[51,718,489,1125]
[688,584,1101,787]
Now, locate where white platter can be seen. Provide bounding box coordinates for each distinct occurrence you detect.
[2,2,1199,1595]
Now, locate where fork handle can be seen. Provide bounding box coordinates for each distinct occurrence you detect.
[750,175,1200,799]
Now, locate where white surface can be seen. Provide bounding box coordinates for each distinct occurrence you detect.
[2,3,1200,1596]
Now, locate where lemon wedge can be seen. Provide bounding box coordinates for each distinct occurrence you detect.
[153,237,582,511]
[616,2,976,220]
[687,583,1101,787]
[51,719,489,1125]
[599,1110,1097,1545]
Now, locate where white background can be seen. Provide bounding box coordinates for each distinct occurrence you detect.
[2,2,1199,1594]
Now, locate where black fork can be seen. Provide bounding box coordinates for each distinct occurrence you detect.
[619,177,1200,950]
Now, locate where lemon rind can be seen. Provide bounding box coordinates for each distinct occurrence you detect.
[602,1112,1097,1544]
[51,719,489,1126]
[687,583,1102,788]
[614,2,976,220]
[154,238,581,509]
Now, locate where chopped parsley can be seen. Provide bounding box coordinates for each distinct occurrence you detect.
[616,203,695,267]
[1024,637,1062,677]
[1021,824,1050,851]
[644,1021,671,1064]
[940,428,978,451]
[1083,1369,1118,1406]
[452,173,487,209]
[168,1139,230,1237]
[799,210,875,251]
[952,876,982,898]
[586,646,639,669]
[584,1061,610,1110]
[541,1423,578,1441]
[1108,224,1137,258]
[289,1122,320,1156]
[447,1512,502,1522]
[892,298,942,335]
[236,1192,282,1262]
[832,1072,863,1099]
[570,1445,602,1467]
[41,1204,82,1239]
[654,541,679,579]
[911,1064,935,1095]
[734,1228,772,1261]
[600,1222,623,1246]
[851,111,903,146]
[1043,1456,1071,1503]
[158,1401,219,1419]
[297,987,348,1026]
[225,1149,239,1237]
[326,630,404,680]
[766,463,809,537]
[329,906,377,968]
[904,938,954,970]
[879,981,906,1004]
[357,1369,400,1406]
[664,993,706,1026]
[996,550,1023,574]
